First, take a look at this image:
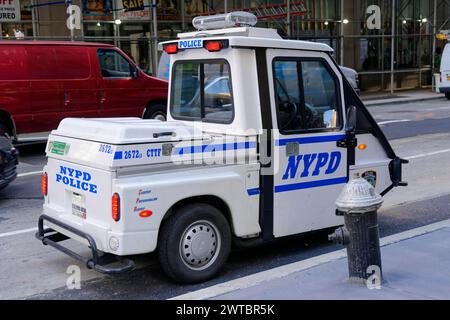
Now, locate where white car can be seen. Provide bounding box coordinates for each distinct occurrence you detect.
[339,66,360,94]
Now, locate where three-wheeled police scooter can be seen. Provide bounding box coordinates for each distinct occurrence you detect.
[37,12,406,283]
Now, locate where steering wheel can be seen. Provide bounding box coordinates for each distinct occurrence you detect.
[279,101,299,130]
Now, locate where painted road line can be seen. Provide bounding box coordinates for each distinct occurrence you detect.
[377,119,412,125]
[17,171,43,178]
[0,227,37,239]
[170,218,450,300]
[405,148,450,160]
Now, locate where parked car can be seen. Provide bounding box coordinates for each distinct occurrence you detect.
[0,134,18,191]
[0,41,168,143]
[439,42,450,100]
[339,65,360,94]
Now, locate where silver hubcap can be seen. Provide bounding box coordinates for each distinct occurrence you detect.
[153,114,166,121]
[180,220,221,270]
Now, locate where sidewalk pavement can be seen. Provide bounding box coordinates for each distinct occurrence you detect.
[361,89,444,107]
[211,221,450,300]
[172,220,450,300]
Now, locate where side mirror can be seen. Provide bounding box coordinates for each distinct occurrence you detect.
[345,105,357,134]
[130,65,139,79]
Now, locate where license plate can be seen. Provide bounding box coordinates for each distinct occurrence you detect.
[72,193,87,219]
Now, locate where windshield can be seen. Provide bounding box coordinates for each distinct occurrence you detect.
[171,60,234,123]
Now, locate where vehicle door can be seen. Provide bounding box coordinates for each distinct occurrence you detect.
[95,48,144,117]
[267,49,347,237]
[55,46,98,118]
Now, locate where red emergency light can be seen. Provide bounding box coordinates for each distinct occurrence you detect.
[205,41,222,52]
[164,44,178,54]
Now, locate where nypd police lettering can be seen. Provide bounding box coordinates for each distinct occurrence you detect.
[282,151,341,180]
[178,39,203,49]
[56,166,98,194]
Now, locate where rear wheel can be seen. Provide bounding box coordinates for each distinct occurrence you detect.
[445,93,450,100]
[158,203,231,283]
[143,103,167,121]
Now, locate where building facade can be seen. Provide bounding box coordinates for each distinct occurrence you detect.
[1,0,449,92]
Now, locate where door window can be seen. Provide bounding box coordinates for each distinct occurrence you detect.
[273,59,341,133]
[97,49,132,78]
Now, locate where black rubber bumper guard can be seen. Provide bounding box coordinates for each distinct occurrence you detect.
[36,214,135,274]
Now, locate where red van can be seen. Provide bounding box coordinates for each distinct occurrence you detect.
[0,41,168,143]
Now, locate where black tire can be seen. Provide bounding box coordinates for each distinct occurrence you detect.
[0,123,11,139]
[158,203,231,283]
[0,123,7,137]
[143,103,167,121]
[446,93,450,100]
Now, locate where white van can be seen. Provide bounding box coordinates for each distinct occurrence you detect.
[439,42,450,99]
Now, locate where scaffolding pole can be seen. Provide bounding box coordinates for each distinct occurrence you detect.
[340,0,344,65]
[390,0,395,94]
[431,0,437,79]
[152,0,158,75]
[287,0,291,37]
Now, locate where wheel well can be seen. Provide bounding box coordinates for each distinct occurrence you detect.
[0,110,16,138]
[163,195,234,232]
[143,99,168,118]
[146,99,167,109]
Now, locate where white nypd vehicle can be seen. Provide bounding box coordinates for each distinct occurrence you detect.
[37,12,407,283]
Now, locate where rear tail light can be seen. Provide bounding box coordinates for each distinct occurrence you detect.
[205,41,222,52]
[112,193,120,222]
[42,172,48,196]
[164,44,178,54]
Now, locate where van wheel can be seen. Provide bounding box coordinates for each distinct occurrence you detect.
[143,103,167,121]
[158,203,231,283]
[445,93,450,100]
[0,124,9,139]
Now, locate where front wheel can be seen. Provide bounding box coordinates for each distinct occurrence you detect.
[445,92,450,100]
[0,124,8,138]
[158,203,231,283]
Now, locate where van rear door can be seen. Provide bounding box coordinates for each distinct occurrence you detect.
[0,45,30,135]
[440,44,450,90]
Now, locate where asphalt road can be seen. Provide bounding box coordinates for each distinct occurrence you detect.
[1,96,450,299]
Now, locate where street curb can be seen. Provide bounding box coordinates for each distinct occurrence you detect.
[170,218,450,300]
[363,95,443,107]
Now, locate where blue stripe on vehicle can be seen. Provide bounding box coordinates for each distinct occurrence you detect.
[113,151,123,160]
[174,141,257,155]
[247,188,260,196]
[276,134,346,146]
[274,177,347,193]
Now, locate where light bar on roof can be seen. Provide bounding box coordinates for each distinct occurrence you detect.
[192,11,257,31]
